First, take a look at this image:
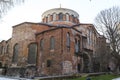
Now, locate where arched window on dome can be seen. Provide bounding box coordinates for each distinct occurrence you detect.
[72,15,75,23]
[48,14,50,22]
[46,17,48,23]
[58,13,63,21]
[51,15,53,21]
[73,17,76,23]
[53,13,56,21]
[66,13,69,21]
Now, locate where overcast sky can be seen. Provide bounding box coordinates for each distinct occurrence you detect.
[0,0,120,41]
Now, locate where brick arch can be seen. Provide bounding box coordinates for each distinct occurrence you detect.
[12,43,19,63]
[28,42,37,64]
[81,51,92,73]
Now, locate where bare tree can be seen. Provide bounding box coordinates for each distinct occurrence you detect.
[0,0,25,18]
[94,7,120,73]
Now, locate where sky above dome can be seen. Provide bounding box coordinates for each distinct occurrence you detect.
[0,0,120,41]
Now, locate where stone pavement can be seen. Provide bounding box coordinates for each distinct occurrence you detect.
[112,77,120,80]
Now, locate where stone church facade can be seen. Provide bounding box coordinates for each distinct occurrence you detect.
[0,8,107,77]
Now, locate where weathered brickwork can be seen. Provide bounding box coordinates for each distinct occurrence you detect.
[0,8,107,77]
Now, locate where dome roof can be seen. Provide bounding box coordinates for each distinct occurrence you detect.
[41,8,80,26]
[42,8,79,18]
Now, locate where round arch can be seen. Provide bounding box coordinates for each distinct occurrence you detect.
[80,51,92,73]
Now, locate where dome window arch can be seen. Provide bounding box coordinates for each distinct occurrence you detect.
[53,13,56,21]
[71,15,75,22]
[66,13,69,21]
[50,15,53,21]
[48,14,51,22]
[58,13,63,21]
[46,17,48,23]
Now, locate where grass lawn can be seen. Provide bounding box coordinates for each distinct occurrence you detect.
[69,74,120,80]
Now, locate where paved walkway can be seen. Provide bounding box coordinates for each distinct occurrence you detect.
[112,77,120,80]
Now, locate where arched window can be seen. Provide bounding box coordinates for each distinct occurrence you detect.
[46,17,48,23]
[0,46,1,54]
[50,36,55,50]
[0,46,3,54]
[59,13,63,20]
[6,44,9,54]
[48,14,50,22]
[28,43,37,64]
[66,33,70,48]
[40,39,44,51]
[53,13,56,21]
[0,62,2,68]
[72,15,75,22]
[12,44,19,63]
[78,39,80,52]
[75,38,78,53]
[51,15,53,21]
[66,13,69,21]
[75,38,80,53]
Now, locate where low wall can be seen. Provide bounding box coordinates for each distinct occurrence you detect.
[34,72,107,80]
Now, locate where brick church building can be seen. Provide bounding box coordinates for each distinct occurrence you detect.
[0,8,107,77]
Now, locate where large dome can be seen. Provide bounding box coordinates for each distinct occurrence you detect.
[42,8,80,26]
